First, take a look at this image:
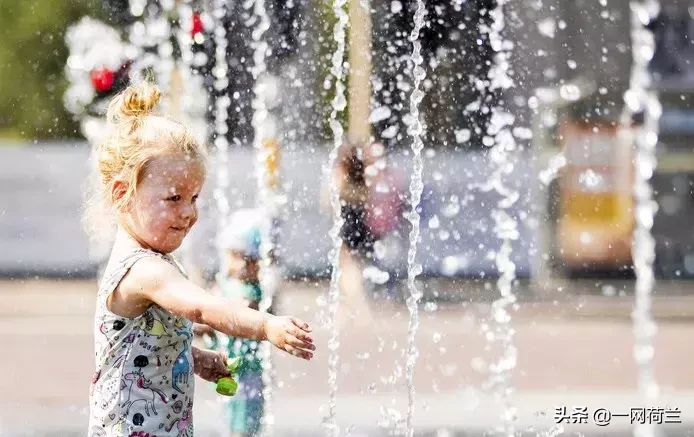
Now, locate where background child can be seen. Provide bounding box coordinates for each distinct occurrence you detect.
[196,208,272,437]
[86,82,315,437]
[320,141,375,324]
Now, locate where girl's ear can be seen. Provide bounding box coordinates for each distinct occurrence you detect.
[111,179,129,208]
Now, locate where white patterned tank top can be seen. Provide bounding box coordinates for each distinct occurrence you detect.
[88,249,195,437]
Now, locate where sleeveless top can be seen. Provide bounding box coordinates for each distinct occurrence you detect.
[88,249,195,437]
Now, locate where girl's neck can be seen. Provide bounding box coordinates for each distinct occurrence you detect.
[112,227,161,256]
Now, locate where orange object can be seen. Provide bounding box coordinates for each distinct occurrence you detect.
[262,137,280,190]
[556,120,635,270]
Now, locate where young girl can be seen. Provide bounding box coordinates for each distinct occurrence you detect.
[195,208,271,437]
[86,82,315,437]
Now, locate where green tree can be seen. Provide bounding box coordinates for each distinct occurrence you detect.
[0,0,102,141]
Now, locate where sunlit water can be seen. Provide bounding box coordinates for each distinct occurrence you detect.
[404,0,427,436]
[322,0,349,435]
[478,1,519,435]
[210,0,232,382]
[127,0,176,99]
[620,1,662,437]
[248,0,277,433]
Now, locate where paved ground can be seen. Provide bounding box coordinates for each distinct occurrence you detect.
[1,278,694,436]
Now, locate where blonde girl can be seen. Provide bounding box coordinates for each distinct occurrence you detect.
[86,82,315,437]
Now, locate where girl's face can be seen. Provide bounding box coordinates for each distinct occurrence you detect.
[120,154,205,254]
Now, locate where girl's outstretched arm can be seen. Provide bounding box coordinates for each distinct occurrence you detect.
[114,256,315,360]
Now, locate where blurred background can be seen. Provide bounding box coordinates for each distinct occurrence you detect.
[2,0,694,436]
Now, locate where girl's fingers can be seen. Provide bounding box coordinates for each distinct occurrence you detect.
[291,317,312,332]
[284,344,313,360]
[286,335,316,351]
[290,327,313,343]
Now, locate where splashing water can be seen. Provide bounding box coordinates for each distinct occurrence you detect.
[174,4,210,139]
[127,0,176,98]
[212,0,232,357]
[212,0,231,233]
[620,2,662,437]
[478,1,519,435]
[404,0,427,436]
[249,0,277,434]
[322,0,349,435]
[538,154,567,186]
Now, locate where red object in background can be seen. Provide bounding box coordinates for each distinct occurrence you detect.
[191,12,204,37]
[90,68,114,93]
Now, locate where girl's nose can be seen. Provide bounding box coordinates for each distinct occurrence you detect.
[181,203,195,219]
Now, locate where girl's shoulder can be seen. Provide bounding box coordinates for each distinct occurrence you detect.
[116,252,184,294]
[98,249,186,311]
[101,248,164,282]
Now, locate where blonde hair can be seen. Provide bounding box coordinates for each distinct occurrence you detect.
[83,81,207,239]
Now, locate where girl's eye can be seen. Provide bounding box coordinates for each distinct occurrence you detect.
[166,195,182,202]
[192,195,199,202]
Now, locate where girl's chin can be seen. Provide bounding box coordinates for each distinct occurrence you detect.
[148,238,184,254]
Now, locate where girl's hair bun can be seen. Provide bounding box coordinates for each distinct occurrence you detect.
[106,81,161,126]
[119,81,161,118]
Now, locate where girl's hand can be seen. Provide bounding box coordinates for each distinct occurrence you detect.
[264,315,315,360]
[192,347,231,383]
[193,322,216,338]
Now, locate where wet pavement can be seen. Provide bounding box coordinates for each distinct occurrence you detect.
[1,277,694,436]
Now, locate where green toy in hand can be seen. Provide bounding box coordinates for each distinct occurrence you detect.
[216,357,243,396]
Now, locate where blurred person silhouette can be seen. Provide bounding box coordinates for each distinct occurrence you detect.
[194,208,272,437]
[322,140,375,323]
[363,142,407,298]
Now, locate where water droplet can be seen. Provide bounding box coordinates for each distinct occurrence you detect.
[442,200,460,218]
[512,127,533,140]
[471,357,486,372]
[559,84,581,101]
[363,266,390,284]
[578,169,604,190]
[455,129,471,144]
[537,18,556,38]
[381,125,398,138]
[579,232,593,245]
[356,352,371,360]
[424,301,438,312]
[602,285,617,297]
[369,106,392,123]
